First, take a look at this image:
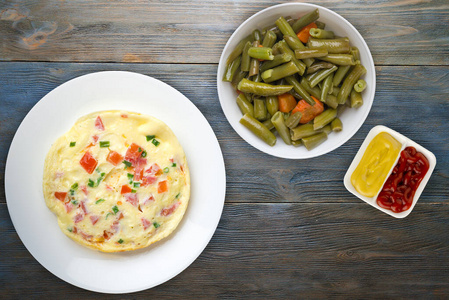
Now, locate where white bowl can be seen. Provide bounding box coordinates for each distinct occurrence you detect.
[344,125,437,218]
[217,3,376,159]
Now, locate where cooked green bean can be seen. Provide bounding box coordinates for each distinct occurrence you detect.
[315,21,326,29]
[262,30,277,48]
[306,61,335,74]
[262,118,274,130]
[222,56,241,82]
[295,49,328,59]
[276,40,306,75]
[249,41,260,77]
[261,61,300,83]
[320,73,333,102]
[299,77,321,100]
[226,35,252,65]
[350,89,363,108]
[266,95,279,116]
[252,73,263,83]
[260,53,292,71]
[283,35,314,67]
[331,86,340,97]
[332,65,351,86]
[231,69,247,89]
[354,79,367,92]
[308,65,338,88]
[291,139,303,147]
[252,29,262,42]
[313,108,337,130]
[240,41,252,72]
[237,78,293,96]
[253,98,268,121]
[236,93,254,117]
[275,16,298,40]
[240,113,276,146]
[324,94,339,109]
[302,132,328,150]
[319,54,356,66]
[285,75,315,105]
[337,64,366,104]
[350,46,360,60]
[331,117,343,132]
[307,37,350,54]
[309,28,335,39]
[285,111,302,129]
[271,111,292,145]
[248,46,274,61]
[291,8,319,33]
[290,123,317,141]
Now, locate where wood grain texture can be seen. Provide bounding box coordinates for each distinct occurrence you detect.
[2,202,449,298]
[1,0,448,65]
[1,63,448,206]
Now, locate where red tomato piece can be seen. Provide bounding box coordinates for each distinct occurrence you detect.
[121,185,132,194]
[158,180,168,193]
[54,192,67,202]
[107,150,124,166]
[125,143,144,165]
[95,116,105,131]
[80,151,98,174]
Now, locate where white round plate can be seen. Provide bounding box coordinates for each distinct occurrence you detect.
[217,3,376,159]
[5,71,226,293]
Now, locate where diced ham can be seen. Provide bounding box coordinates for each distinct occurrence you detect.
[133,157,147,181]
[143,195,155,205]
[141,218,151,230]
[121,114,128,118]
[95,116,105,131]
[81,185,88,195]
[141,175,157,187]
[146,163,162,176]
[124,193,138,207]
[80,231,93,241]
[74,213,84,223]
[80,201,89,215]
[161,202,179,217]
[55,172,64,179]
[64,202,73,213]
[90,215,100,225]
[124,143,144,166]
[92,135,99,143]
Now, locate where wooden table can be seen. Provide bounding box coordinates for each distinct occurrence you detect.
[1,0,448,298]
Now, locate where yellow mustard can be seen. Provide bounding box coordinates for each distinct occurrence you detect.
[351,132,402,197]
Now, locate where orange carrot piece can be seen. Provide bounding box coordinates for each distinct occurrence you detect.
[278,93,297,113]
[291,96,324,124]
[297,22,317,43]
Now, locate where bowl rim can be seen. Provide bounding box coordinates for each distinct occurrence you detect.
[217,2,376,159]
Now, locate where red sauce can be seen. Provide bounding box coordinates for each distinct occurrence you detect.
[377,146,429,213]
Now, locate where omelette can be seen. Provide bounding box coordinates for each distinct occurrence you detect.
[43,110,190,252]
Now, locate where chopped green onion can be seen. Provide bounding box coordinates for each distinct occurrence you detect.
[131,189,137,193]
[152,139,160,147]
[146,135,156,141]
[118,239,124,244]
[95,199,105,204]
[133,182,140,188]
[112,205,119,214]
[105,212,112,220]
[70,189,75,196]
[71,183,79,190]
[69,141,76,147]
[71,200,78,205]
[67,227,73,232]
[123,160,132,168]
[127,173,134,180]
[99,141,110,148]
[163,167,170,173]
[175,193,180,199]
[138,147,142,152]
[88,179,95,187]
[172,163,177,167]
[153,222,160,228]
[141,150,147,158]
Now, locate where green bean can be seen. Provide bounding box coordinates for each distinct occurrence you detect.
[237,78,293,96]
[226,35,252,65]
[266,96,279,116]
[222,56,241,82]
[354,79,367,92]
[299,77,321,100]
[308,65,338,88]
[332,65,351,86]
[331,117,343,132]
[249,41,260,77]
[236,93,254,117]
[248,47,274,61]
[271,111,292,145]
[262,118,274,130]
[337,64,366,104]
[261,61,300,83]
[252,29,262,42]
[331,86,340,97]
[307,37,350,54]
[291,139,303,147]
[290,124,317,141]
[288,88,303,100]
[306,61,335,74]
[276,40,306,75]
[285,111,302,129]
[283,35,314,67]
[231,69,247,89]
[322,124,332,135]
[295,49,328,59]
[252,72,263,83]
[275,16,298,40]
[285,75,315,105]
[350,46,360,61]
[319,54,356,66]
[291,8,320,33]
[325,94,339,109]
[320,73,333,102]
[253,98,268,121]
[262,30,277,48]
[350,89,363,108]
[262,16,294,39]
[313,108,337,130]
[240,41,252,72]
[260,53,292,71]
[240,113,276,146]
[315,21,326,29]
[302,132,328,150]
[309,28,335,39]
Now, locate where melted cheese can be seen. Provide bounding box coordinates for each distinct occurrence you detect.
[43,111,190,252]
